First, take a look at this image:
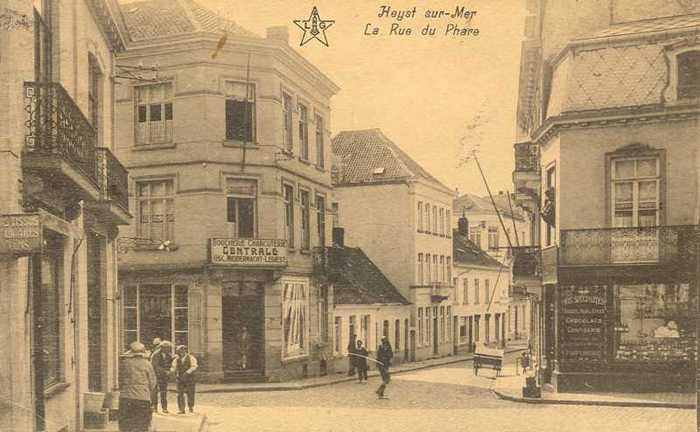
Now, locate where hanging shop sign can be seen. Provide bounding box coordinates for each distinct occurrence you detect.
[209,238,288,267]
[0,214,42,255]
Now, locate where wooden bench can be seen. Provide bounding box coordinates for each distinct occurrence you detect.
[473,346,504,376]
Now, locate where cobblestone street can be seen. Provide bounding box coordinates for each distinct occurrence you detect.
[196,353,695,432]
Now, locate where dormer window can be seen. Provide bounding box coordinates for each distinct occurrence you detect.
[372,167,385,175]
[677,51,700,100]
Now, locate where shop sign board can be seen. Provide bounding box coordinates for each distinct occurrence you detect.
[0,214,42,255]
[558,285,607,366]
[210,238,288,267]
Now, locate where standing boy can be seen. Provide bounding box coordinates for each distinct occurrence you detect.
[375,337,393,399]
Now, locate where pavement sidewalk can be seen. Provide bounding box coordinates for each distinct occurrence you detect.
[169,344,528,394]
[491,365,695,409]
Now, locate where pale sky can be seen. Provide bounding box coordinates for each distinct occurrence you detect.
[131,0,527,196]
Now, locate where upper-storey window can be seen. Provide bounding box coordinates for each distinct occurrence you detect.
[300,189,311,250]
[611,157,660,227]
[136,83,173,145]
[298,103,309,160]
[88,55,102,145]
[315,114,325,168]
[226,178,257,238]
[488,226,499,251]
[136,179,174,241]
[225,81,255,142]
[283,92,293,152]
[284,184,295,248]
[417,202,423,232]
[677,51,700,100]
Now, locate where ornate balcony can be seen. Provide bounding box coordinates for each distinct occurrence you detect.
[560,226,700,269]
[511,246,541,278]
[90,147,131,224]
[23,82,100,201]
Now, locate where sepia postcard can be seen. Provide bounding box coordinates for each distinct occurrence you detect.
[0,0,698,431]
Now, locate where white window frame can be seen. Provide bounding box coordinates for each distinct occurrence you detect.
[135,178,175,242]
[135,82,173,145]
[226,178,258,239]
[610,156,660,228]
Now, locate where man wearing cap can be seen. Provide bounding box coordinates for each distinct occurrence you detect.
[150,340,173,413]
[119,341,157,432]
[375,336,393,399]
[171,345,199,414]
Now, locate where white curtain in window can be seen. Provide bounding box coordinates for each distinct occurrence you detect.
[283,282,307,356]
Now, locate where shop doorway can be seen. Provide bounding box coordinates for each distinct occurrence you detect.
[222,281,265,379]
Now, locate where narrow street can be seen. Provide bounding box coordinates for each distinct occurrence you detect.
[196,352,694,432]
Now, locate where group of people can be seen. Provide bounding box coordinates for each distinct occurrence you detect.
[347,334,394,399]
[118,339,199,432]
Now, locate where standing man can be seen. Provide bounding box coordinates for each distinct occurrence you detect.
[355,340,369,384]
[347,333,357,376]
[171,345,199,414]
[119,341,157,432]
[151,340,173,413]
[149,338,162,359]
[375,336,393,399]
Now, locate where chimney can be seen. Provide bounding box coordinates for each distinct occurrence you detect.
[332,227,345,247]
[266,26,289,44]
[458,211,469,237]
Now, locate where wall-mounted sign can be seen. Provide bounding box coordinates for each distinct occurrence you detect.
[210,238,288,267]
[0,214,42,255]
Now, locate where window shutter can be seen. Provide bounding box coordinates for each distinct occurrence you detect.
[188,287,202,354]
[225,99,236,140]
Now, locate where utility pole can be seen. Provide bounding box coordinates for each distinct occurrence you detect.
[471,151,514,249]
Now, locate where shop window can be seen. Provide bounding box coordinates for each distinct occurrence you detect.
[122,284,189,351]
[474,315,480,342]
[315,114,325,168]
[123,285,138,349]
[298,103,309,160]
[225,81,255,142]
[614,284,695,363]
[136,83,173,145]
[282,281,309,358]
[485,314,491,343]
[282,91,293,152]
[136,179,175,242]
[460,317,467,342]
[677,51,700,100]
[284,184,294,248]
[40,234,63,388]
[226,178,257,239]
[300,189,311,250]
[334,317,342,354]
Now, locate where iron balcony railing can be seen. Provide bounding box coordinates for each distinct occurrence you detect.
[511,246,541,278]
[514,142,540,173]
[96,147,129,212]
[559,225,700,267]
[24,81,98,186]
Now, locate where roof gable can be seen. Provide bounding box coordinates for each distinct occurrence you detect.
[453,231,505,268]
[331,247,410,305]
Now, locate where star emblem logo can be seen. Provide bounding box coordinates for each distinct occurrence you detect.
[293,7,334,47]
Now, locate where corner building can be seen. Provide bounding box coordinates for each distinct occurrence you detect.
[512,0,699,392]
[114,0,339,383]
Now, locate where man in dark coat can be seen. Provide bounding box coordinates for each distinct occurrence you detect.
[347,334,357,376]
[119,341,157,432]
[355,340,369,383]
[375,337,393,399]
[150,340,173,413]
[171,345,199,414]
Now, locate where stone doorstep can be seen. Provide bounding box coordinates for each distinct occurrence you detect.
[491,367,696,410]
[83,413,207,432]
[168,346,528,394]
